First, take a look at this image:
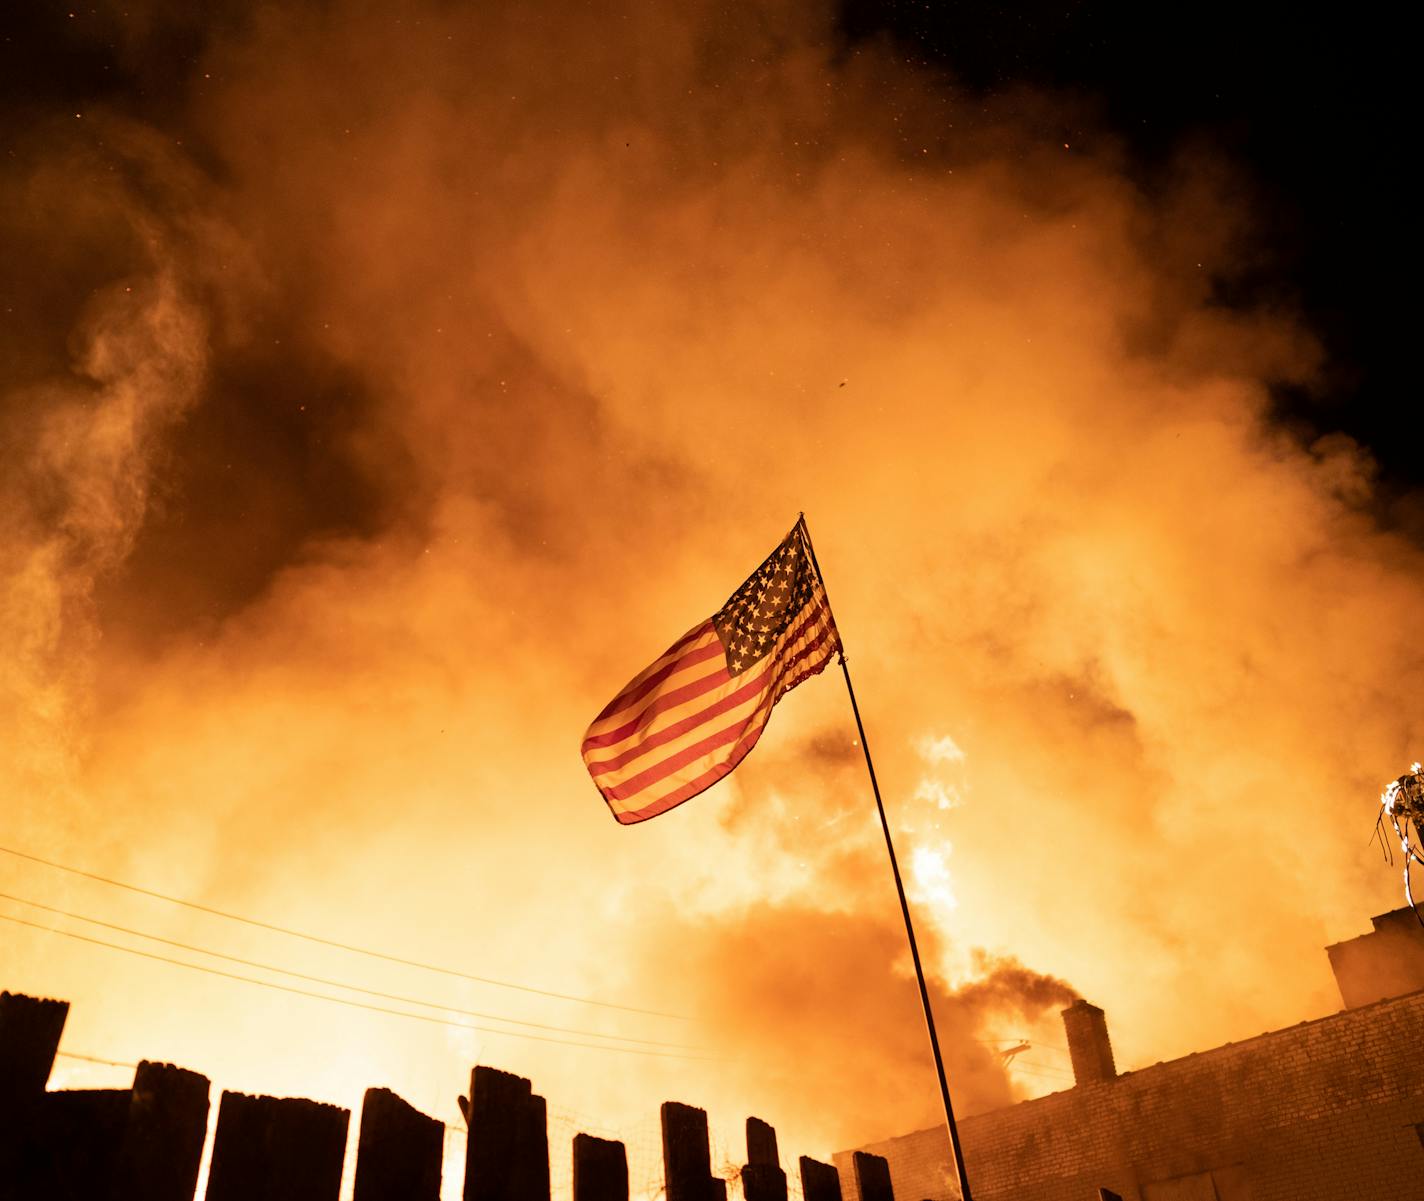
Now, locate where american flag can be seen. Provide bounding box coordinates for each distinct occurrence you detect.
[582,518,842,824]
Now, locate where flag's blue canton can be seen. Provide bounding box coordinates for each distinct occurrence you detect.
[711,528,817,676]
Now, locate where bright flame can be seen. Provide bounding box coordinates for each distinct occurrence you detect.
[910,843,959,912]
[917,733,967,765]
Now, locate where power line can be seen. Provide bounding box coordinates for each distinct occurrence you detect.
[0,891,699,1052]
[55,1050,137,1069]
[976,1036,1071,1054]
[1014,1059,1073,1077]
[0,843,686,1021]
[1008,1059,1070,1082]
[1011,1066,1074,1085]
[0,912,711,1061]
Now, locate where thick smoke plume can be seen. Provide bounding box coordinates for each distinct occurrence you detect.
[1,128,216,814]
[3,0,1423,1185]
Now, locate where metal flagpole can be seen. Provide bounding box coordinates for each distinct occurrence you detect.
[798,515,975,1201]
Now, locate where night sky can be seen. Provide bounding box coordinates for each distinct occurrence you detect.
[853,2,1411,507]
[5,1,1409,494]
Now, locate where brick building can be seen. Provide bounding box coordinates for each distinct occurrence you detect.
[835,908,1424,1201]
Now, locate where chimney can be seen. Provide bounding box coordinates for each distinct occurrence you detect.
[1061,1000,1116,1086]
[1325,907,1424,1008]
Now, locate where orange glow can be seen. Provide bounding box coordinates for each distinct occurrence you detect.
[1,2,1418,1197]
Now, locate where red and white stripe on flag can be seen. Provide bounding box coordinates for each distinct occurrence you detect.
[581,521,841,824]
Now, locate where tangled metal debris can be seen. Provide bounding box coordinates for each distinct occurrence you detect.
[1377,762,1424,926]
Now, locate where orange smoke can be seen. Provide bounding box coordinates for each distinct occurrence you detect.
[2,0,1422,1193]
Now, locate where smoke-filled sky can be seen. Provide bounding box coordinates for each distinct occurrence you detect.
[0,1,1416,1196]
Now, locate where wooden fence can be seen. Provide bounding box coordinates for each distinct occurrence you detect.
[0,990,901,1201]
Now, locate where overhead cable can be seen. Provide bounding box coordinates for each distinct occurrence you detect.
[0,890,698,1052]
[0,912,709,1061]
[0,843,686,1020]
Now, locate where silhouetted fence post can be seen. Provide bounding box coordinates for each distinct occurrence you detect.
[112,1061,210,1201]
[465,1066,550,1201]
[800,1156,844,1201]
[0,991,69,1178]
[0,992,67,1107]
[852,1152,894,1201]
[661,1101,725,1201]
[745,1117,777,1166]
[205,1091,349,1201]
[2,986,870,1201]
[30,1087,130,1198]
[573,1132,628,1201]
[353,1087,444,1201]
[514,1091,551,1201]
[742,1117,787,1201]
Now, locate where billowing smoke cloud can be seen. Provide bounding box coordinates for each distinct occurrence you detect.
[3,0,1423,1187]
[0,125,216,821]
[641,900,1077,1145]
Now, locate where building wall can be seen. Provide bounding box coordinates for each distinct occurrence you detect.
[839,988,1424,1201]
[1327,907,1424,1009]
[833,1126,957,1201]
